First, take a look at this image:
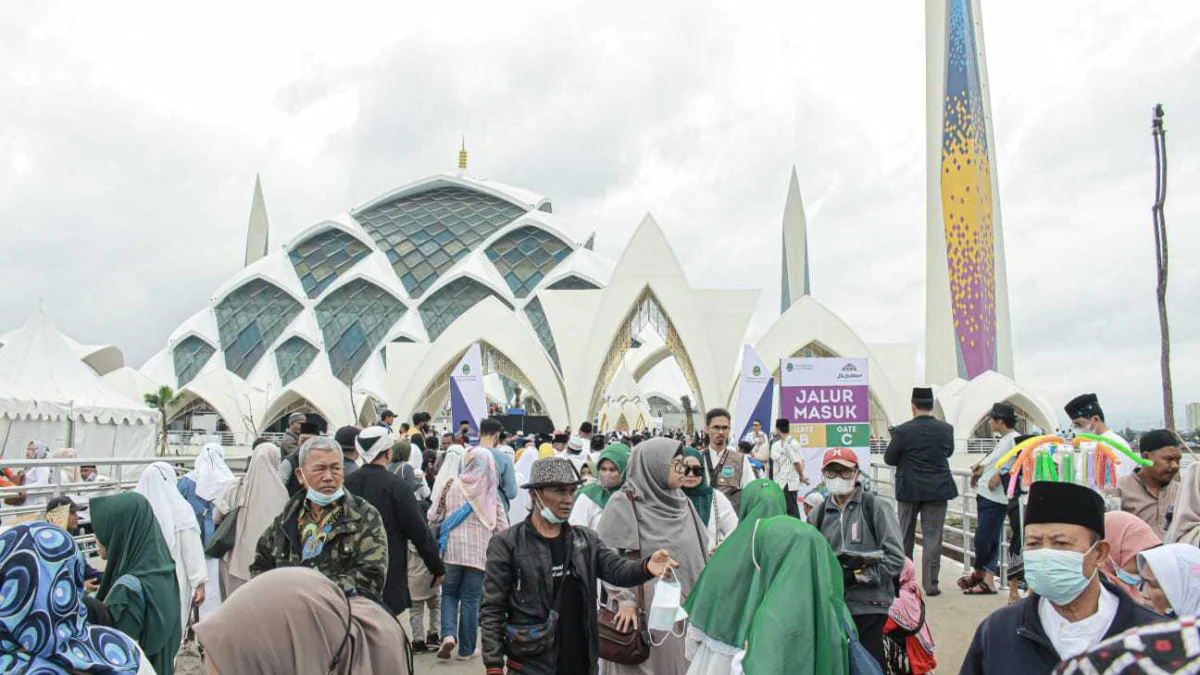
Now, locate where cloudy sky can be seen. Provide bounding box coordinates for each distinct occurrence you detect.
[2,1,1198,430]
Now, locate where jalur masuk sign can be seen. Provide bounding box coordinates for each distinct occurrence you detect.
[780,357,871,494]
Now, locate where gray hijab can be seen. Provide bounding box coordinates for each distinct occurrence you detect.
[598,437,708,593]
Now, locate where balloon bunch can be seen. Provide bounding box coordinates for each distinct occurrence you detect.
[991,433,1151,496]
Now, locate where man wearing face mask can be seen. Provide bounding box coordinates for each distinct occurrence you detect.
[480,457,677,675]
[251,436,390,603]
[808,448,905,668]
[1065,393,1135,480]
[961,482,1162,673]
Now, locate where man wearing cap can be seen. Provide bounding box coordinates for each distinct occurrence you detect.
[334,425,362,477]
[1065,393,1135,479]
[561,435,590,474]
[961,482,1161,673]
[480,457,678,675]
[551,431,569,454]
[809,447,905,667]
[884,386,956,595]
[280,412,306,456]
[769,418,807,518]
[1113,429,1181,539]
[963,402,1020,595]
[378,409,396,432]
[345,426,445,615]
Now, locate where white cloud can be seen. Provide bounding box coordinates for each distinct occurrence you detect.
[1,0,1198,430]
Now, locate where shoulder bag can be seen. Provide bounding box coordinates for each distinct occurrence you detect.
[597,488,652,665]
[204,480,246,558]
[174,607,206,675]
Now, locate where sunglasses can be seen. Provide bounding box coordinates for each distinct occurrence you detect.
[681,465,704,477]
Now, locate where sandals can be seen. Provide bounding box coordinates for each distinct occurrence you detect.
[964,581,998,595]
[957,570,983,590]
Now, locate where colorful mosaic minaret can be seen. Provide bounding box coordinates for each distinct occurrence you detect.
[925,0,1013,383]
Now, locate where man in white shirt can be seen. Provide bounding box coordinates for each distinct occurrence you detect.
[743,420,770,463]
[1065,393,1135,479]
[768,418,806,519]
[960,482,1161,673]
[964,402,1019,594]
[701,408,756,514]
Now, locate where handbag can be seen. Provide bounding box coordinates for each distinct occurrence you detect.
[503,550,571,658]
[204,504,240,558]
[428,480,452,543]
[174,607,206,675]
[597,488,652,665]
[843,617,885,675]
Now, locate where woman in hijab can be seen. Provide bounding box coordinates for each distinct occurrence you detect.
[598,438,708,675]
[430,443,465,505]
[538,442,556,459]
[213,442,288,598]
[1165,461,1200,545]
[91,491,183,675]
[1137,543,1200,617]
[510,439,542,519]
[684,479,786,674]
[427,446,508,660]
[135,462,208,632]
[195,566,411,675]
[1100,511,1161,604]
[680,447,738,554]
[177,442,235,620]
[0,521,154,674]
[571,441,630,530]
[882,559,937,675]
[692,515,852,674]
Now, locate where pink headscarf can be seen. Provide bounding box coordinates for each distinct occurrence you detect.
[456,447,500,530]
[1103,511,1161,603]
[889,559,935,658]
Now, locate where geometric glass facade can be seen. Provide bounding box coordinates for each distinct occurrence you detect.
[419,277,513,342]
[485,225,571,298]
[172,335,216,388]
[546,274,601,291]
[354,187,527,298]
[214,279,302,379]
[315,279,407,383]
[522,297,561,371]
[274,336,319,386]
[288,225,372,299]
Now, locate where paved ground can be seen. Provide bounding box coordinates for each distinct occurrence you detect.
[412,549,1004,673]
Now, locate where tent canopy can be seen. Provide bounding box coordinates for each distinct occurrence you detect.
[0,309,157,426]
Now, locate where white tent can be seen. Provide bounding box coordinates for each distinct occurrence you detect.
[0,309,158,458]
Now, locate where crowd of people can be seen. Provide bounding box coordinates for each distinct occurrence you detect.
[1,390,1199,674]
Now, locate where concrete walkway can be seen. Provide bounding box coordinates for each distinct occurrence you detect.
[415,550,1006,673]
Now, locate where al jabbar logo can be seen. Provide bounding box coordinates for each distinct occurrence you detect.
[836,363,864,381]
[785,363,794,373]
[752,365,762,377]
[462,364,471,375]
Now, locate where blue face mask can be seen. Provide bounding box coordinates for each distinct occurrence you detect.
[1112,562,1141,587]
[535,493,566,524]
[1024,543,1098,605]
[306,486,345,507]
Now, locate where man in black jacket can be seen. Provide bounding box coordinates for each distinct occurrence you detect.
[884,386,956,595]
[344,425,445,616]
[961,482,1161,673]
[480,457,677,675]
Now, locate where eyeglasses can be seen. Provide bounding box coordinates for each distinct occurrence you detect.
[823,466,857,480]
[671,460,689,475]
[682,465,704,478]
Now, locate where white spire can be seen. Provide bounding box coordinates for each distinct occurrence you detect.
[780,166,810,313]
[583,231,596,251]
[244,174,270,267]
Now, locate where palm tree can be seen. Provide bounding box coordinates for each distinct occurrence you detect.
[512,384,523,412]
[143,385,181,456]
[680,394,695,434]
[523,396,543,415]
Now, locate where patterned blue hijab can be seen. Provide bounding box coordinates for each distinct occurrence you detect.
[0,522,140,673]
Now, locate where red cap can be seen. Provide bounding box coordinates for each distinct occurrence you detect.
[822,447,859,470]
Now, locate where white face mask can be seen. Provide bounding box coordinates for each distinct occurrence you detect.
[826,476,856,495]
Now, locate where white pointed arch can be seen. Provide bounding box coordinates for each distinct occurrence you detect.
[169,369,268,439]
[384,296,569,426]
[260,370,358,431]
[538,213,758,426]
[935,371,1057,439]
[753,295,914,434]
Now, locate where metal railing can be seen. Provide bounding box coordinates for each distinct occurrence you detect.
[870,462,1014,590]
[869,437,1016,455]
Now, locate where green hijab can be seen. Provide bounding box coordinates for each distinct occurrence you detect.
[92,492,182,671]
[738,478,788,522]
[684,511,852,674]
[576,442,630,509]
[682,446,714,525]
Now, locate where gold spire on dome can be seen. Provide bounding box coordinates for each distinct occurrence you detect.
[458,137,468,172]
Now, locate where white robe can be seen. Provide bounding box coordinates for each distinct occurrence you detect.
[702,491,739,555]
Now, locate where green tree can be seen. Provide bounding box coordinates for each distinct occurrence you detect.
[680,394,695,434]
[143,385,181,456]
